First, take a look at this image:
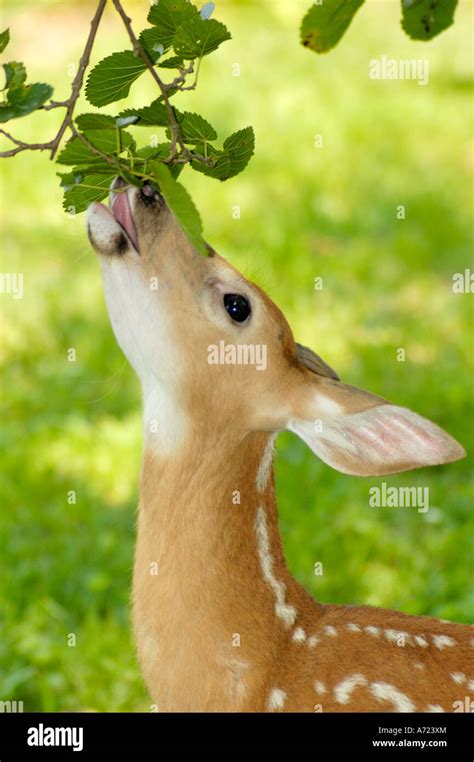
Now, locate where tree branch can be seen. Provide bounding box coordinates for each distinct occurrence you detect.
[0,0,214,170]
[0,0,106,160]
[111,0,213,167]
[49,0,107,158]
[111,0,187,162]
[68,122,118,168]
[0,129,54,158]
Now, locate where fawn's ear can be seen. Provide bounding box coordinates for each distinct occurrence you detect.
[286,354,465,476]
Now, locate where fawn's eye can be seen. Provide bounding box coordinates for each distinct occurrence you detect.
[223,293,251,323]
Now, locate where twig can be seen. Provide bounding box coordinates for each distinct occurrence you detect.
[0,0,106,160]
[111,0,187,161]
[68,122,119,168]
[41,100,69,111]
[0,128,54,158]
[50,0,107,158]
[0,0,213,169]
[111,0,213,166]
[168,62,195,91]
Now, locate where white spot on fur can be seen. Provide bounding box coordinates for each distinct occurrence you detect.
[467,680,474,691]
[414,635,428,648]
[370,682,415,712]
[384,629,408,644]
[346,623,362,632]
[365,626,381,637]
[314,681,326,695]
[307,635,319,648]
[334,674,367,705]
[451,672,465,685]
[292,627,306,643]
[432,635,456,650]
[267,688,287,712]
[224,658,249,703]
[426,704,444,712]
[324,625,338,637]
[256,434,277,493]
[415,662,425,670]
[254,506,296,627]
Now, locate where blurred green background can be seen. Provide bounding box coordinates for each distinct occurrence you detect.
[0,0,473,711]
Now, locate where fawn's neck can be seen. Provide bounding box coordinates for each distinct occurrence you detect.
[132,428,309,710]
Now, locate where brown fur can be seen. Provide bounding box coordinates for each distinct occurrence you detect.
[133,433,473,712]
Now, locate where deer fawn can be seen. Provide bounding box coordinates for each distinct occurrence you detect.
[87,180,473,713]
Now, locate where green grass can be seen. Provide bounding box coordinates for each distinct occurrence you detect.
[0,0,473,711]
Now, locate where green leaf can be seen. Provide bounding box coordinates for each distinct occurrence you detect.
[177,111,217,144]
[56,129,135,166]
[61,172,117,214]
[192,126,254,181]
[300,0,365,53]
[157,55,185,69]
[86,51,147,107]
[0,28,10,54]
[56,137,108,166]
[147,0,200,49]
[139,28,167,58]
[150,160,207,255]
[0,81,53,122]
[59,165,115,184]
[3,61,26,89]
[75,113,116,131]
[401,0,457,40]
[136,143,172,160]
[173,17,231,59]
[117,98,169,127]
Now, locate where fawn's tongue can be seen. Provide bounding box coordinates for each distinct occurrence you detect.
[110,186,139,252]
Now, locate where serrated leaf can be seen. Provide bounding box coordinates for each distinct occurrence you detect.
[150,160,207,255]
[192,126,254,181]
[300,0,365,53]
[62,172,117,214]
[401,0,457,41]
[136,143,172,160]
[117,98,169,127]
[59,165,115,186]
[76,113,116,130]
[56,128,135,166]
[0,29,10,54]
[157,55,185,69]
[139,28,168,58]
[86,51,147,107]
[147,0,200,49]
[173,17,231,59]
[178,111,217,143]
[58,170,83,189]
[3,61,26,89]
[0,81,53,122]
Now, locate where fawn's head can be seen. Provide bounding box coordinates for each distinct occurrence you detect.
[87,182,464,474]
